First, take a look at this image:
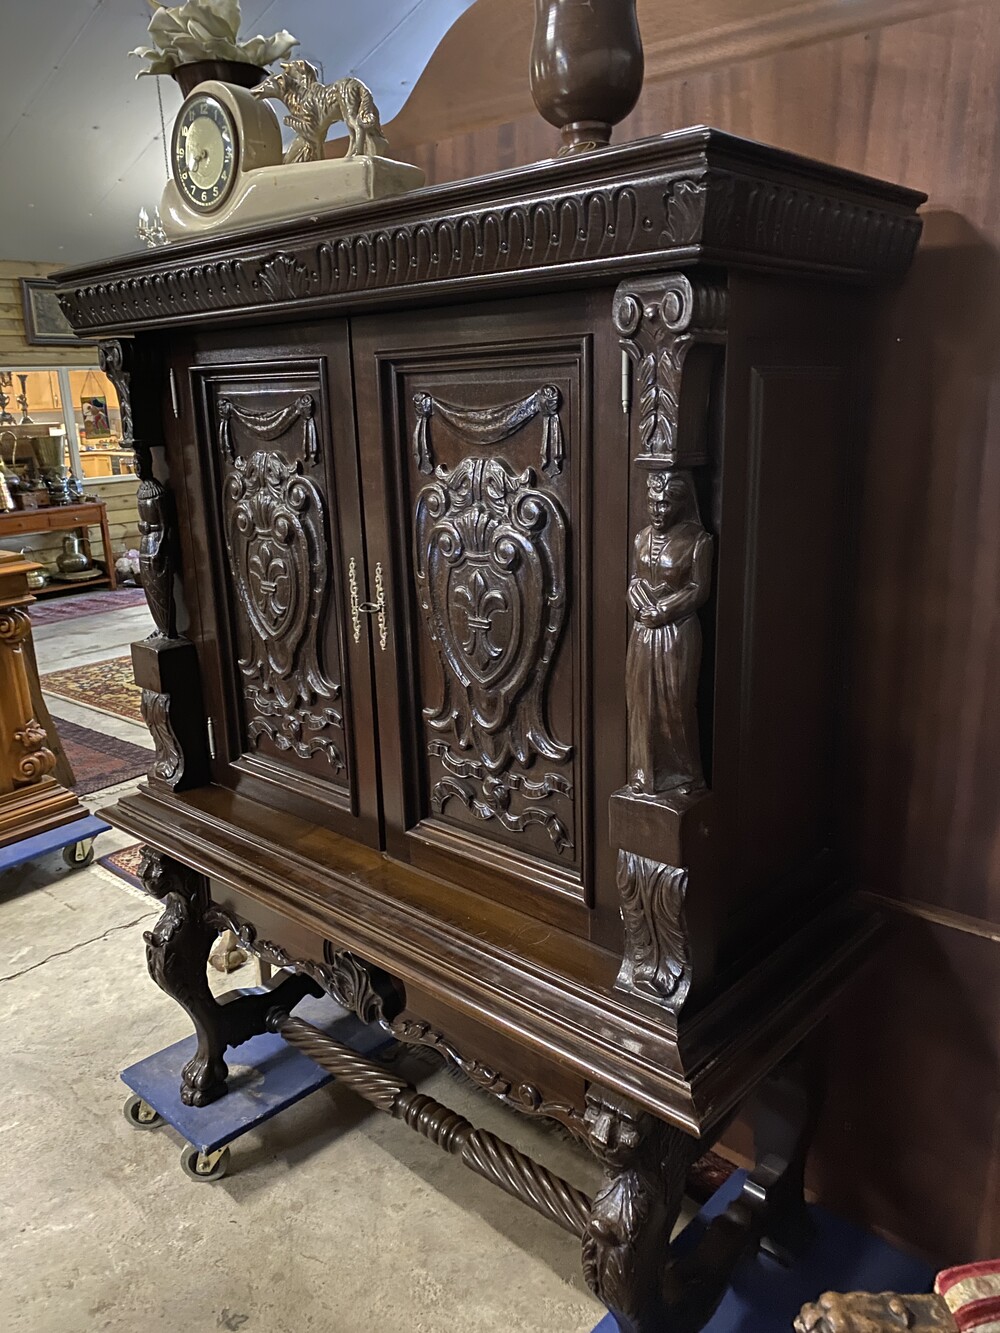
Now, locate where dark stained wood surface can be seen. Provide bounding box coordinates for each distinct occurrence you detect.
[355,0,1000,1265]
[59,45,930,1319]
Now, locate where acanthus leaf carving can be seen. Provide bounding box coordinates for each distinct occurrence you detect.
[259,251,314,302]
[613,274,726,468]
[141,688,183,785]
[614,850,691,1010]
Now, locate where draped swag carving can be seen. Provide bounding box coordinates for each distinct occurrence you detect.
[412,383,565,477]
[218,394,319,463]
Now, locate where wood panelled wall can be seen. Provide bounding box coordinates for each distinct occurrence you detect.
[0,260,97,367]
[384,0,1000,1264]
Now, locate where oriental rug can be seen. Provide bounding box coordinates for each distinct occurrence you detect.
[52,716,150,796]
[40,655,143,724]
[29,586,148,626]
[98,841,145,890]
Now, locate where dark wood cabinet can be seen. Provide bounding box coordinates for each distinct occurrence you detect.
[57,127,924,1332]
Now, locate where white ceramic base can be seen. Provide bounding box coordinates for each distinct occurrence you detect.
[160,155,426,240]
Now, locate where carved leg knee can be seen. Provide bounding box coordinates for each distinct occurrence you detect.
[581,1088,698,1333]
[141,849,231,1106]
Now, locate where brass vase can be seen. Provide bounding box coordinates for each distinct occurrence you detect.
[529,0,644,154]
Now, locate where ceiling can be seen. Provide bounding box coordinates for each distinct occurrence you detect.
[0,0,476,265]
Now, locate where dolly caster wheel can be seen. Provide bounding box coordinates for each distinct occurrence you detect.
[180,1144,230,1182]
[123,1094,163,1130]
[63,838,94,868]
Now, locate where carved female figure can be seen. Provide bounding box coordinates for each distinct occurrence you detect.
[626,470,711,795]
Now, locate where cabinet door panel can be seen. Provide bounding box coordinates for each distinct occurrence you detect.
[352,293,627,933]
[182,327,381,847]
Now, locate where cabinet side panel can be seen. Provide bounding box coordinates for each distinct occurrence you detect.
[736,365,848,886]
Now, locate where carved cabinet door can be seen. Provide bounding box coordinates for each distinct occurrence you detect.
[351,292,627,934]
[178,322,381,846]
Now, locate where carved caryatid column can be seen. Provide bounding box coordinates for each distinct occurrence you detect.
[610,275,726,1016]
[99,340,208,791]
[0,552,85,845]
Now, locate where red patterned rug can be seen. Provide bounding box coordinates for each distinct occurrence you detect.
[30,587,148,626]
[99,841,145,889]
[41,655,143,724]
[53,716,150,795]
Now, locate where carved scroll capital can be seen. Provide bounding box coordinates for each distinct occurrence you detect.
[614,850,691,1012]
[0,605,31,646]
[613,273,726,468]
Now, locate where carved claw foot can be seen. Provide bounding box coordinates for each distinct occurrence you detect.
[140,847,321,1106]
[795,1291,956,1332]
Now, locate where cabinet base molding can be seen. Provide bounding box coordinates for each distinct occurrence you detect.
[0,777,86,848]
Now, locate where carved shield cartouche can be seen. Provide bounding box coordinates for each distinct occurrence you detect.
[414,455,569,775]
[222,447,344,767]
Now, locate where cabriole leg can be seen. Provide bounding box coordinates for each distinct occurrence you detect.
[139,847,319,1106]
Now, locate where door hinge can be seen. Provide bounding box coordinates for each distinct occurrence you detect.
[169,367,180,418]
[206,715,217,760]
[621,348,632,416]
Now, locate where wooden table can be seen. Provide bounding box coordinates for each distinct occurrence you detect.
[0,500,118,594]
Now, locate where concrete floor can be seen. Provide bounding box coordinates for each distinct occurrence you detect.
[1,599,608,1333]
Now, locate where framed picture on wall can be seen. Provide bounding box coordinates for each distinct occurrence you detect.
[19,277,85,346]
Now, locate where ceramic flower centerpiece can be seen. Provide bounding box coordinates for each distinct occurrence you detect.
[130,0,298,95]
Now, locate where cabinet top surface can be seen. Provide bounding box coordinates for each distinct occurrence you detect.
[55,125,925,336]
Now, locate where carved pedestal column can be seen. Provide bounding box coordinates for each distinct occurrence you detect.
[0,552,85,846]
[100,340,209,792]
[610,273,726,1015]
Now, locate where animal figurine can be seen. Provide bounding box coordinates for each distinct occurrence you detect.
[252,59,389,163]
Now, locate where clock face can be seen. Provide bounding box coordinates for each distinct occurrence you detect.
[172,94,238,212]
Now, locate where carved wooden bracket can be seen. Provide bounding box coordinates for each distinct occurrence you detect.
[612,274,726,469]
[412,383,564,476]
[614,850,691,1012]
[203,901,403,1028]
[132,637,210,792]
